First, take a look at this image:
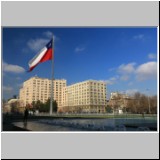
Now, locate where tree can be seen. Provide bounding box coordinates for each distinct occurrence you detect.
[44,98,51,112]
[106,105,113,113]
[37,99,58,113]
[139,94,148,113]
[53,100,58,112]
[44,98,58,113]
[11,102,18,113]
[32,101,36,108]
[134,92,141,113]
[150,95,157,114]
[36,100,42,109]
[38,101,46,112]
[32,100,42,110]
[121,92,157,114]
[126,98,138,113]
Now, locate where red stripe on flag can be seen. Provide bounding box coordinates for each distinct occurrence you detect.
[40,48,53,63]
[28,48,53,72]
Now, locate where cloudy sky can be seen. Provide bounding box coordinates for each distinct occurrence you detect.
[2,27,158,99]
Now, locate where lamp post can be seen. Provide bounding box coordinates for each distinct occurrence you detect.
[123,91,127,118]
[146,89,151,114]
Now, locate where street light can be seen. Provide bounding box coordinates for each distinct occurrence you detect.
[121,91,126,115]
[146,89,151,114]
[123,91,127,118]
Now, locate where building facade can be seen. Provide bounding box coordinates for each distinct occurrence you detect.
[59,80,107,113]
[19,76,66,107]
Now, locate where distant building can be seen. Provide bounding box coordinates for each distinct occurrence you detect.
[110,92,129,100]
[3,98,24,113]
[60,80,107,113]
[19,76,66,107]
[108,92,131,113]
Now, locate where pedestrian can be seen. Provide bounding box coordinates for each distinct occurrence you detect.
[24,108,29,123]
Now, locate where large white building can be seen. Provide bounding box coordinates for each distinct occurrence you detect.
[60,80,107,113]
[19,76,66,107]
[19,77,107,113]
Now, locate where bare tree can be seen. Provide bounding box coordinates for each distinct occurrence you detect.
[125,92,157,114]
[150,95,157,114]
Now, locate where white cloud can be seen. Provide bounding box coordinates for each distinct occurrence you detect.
[75,47,85,52]
[135,61,157,81]
[108,68,116,72]
[3,86,13,92]
[106,76,119,85]
[3,62,25,74]
[148,53,157,59]
[110,61,157,83]
[133,34,144,40]
[118,62,136,74]
[125,89,139,96]
[120,75,130,81]
[108,63,135,83]
[27,38,49,52]
[43,31,53,38]
[43,31,56,41]
[105,80,114,85]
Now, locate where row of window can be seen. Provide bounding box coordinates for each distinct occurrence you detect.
[67,102,106,105]
[71,82,105,86]
[32,87,63,90]
[33,79,65,83]
[70,98,106,100]
[33,84,64,87]
[68,95,106,98]
[68,92,106,95]
[67,91,106,95]
[67,88,105,92]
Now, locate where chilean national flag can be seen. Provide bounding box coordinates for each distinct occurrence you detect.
[28,39,53,71]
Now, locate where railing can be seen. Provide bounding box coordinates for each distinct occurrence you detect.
[35,112,157,119]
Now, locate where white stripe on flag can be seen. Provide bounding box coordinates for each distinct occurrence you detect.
[29,47,47,68]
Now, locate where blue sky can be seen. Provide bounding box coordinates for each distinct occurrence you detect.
[2,27,158,100]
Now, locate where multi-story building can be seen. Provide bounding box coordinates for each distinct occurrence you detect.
[60,80,107,113]
[19,76,66,107]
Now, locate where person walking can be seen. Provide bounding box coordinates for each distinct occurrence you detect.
[24,108,29,123]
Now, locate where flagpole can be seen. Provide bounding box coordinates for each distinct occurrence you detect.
[50,37,54,115]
